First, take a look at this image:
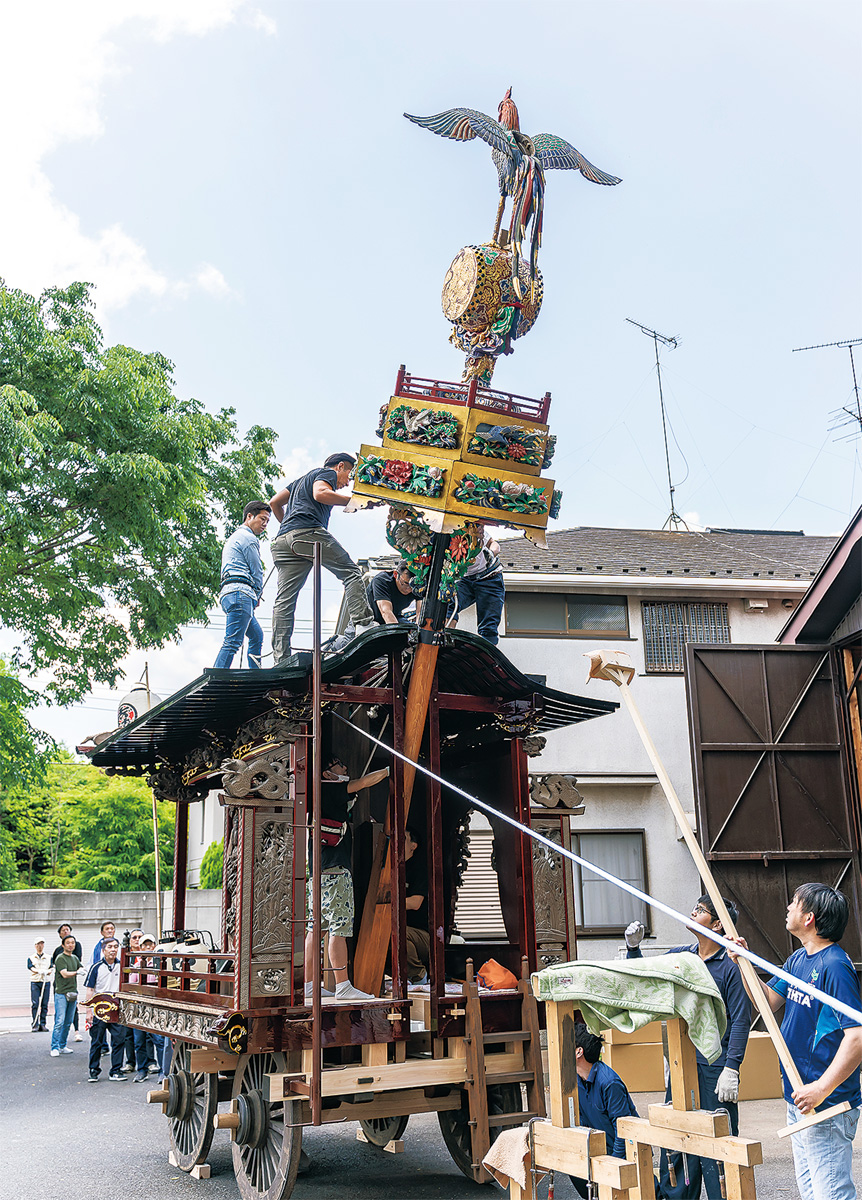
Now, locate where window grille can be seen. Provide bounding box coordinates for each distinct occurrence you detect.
[642,601,730,672]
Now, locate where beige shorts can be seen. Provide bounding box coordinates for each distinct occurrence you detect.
[306,867,354,937]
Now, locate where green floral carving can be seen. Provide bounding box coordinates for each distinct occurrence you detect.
[468,422,544,467]
[453,474,549,515]
[386,404,459,449]
[386,508,483,598]
[542,434,557,470]
[356,455,444,498]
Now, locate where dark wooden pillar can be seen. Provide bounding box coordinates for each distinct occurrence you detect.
[173,802,189,930]
[427,676,445,1034]
[510,738,537,972]
[388,651,407,1000]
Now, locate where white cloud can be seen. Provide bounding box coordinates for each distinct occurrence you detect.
[0,2,265,312]
[249,8,278,36]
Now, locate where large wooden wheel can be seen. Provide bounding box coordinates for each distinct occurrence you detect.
[438,1082,522,1183]
[166,1040,218,1171]
[358,1114,409,1146]
[231,1051,303,1200]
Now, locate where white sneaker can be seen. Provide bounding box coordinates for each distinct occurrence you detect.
[50,1049,60,1057]
[304,982,335,999]
[334,981,374,1001]
[352,620,376,638]
[74,1032,83,1042]
[60,1047,74,1054]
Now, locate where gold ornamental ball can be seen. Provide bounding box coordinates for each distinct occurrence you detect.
[441,244,543,338]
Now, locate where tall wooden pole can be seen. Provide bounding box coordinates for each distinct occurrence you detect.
[585,651,850,1135]
[310,542,323,1126]
[354,531,449,996]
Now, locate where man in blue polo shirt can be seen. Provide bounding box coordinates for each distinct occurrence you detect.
[626,894,750,1199]
[568,1024,638,1198]
[213,500,271,669]
[733,883,862,1200]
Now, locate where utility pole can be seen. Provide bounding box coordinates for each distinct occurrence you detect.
[626,318,686,530]
[793,338,862,442]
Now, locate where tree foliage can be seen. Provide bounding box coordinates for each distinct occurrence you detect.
[0,756,174,891]
[0,659,56,793]
[199,838,224,890]
[0,279,279,701]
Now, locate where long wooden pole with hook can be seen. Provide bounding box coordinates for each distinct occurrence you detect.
[585,649,851,1138]
[144,662,163,938]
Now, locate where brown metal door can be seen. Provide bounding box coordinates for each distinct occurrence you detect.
[685,644,862,966]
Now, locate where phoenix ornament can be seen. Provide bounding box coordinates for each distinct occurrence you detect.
[405,89,621,298]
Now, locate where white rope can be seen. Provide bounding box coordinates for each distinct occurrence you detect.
[333,712,862,1026]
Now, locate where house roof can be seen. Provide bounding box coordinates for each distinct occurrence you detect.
[372,526,837,581]
[778,504,862,643]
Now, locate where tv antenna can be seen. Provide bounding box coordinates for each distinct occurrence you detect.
[626,318,687,530]
[792,338,862,442]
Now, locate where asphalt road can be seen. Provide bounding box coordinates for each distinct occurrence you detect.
[4,1021,861,1199]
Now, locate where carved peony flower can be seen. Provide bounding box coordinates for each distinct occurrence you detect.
[448,533,469,561]
[382,459,413,487]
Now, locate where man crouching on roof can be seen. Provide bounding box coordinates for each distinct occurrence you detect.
[304,757,389,1002]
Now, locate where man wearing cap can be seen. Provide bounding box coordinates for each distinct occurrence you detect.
[269,454,375,664]
[27,938,52,1031]
[213,500,272,669]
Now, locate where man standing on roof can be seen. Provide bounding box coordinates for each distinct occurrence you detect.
[213,501,272,669]
[625,895,750,1200]
[731,883,862,1200]
[269,454,375,664]
[447,524,505,645]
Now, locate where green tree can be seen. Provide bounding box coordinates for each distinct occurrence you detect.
[199,838,224,889]
[0,660,56,792]
[0,279,279,702]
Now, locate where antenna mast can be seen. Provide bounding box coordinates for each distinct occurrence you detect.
[792,337,862,442]
[626,318,685,530]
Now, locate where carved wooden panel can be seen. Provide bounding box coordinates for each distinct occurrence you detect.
[529,773,585,810]
[531,816,577,963]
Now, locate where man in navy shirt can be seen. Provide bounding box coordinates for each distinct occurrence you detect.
[732,883,862,1200]
[269,454,374,663]
[568,1024,639,1198]
[626,894,750,1199]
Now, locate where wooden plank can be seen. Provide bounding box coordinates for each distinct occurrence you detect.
[724,1163,757,1199]
[647,1103,729,1137]
[355,1129,404,1154]
[624,1138,657,1200]
[188,1049,239,1074]
[666,1019,699,1111]
[361,1043,389,1067]
[589,1155,638,1190]
[518,963,547,1122]
[775,1100,851,1139]
[293,1089,463,1124]
[268,1052,524,1100]
[545,999,579,1127]
[531,1121,605,1176]
[190,1164,211,1180]
[464,967,491,1183]
[615,1118,763,1167]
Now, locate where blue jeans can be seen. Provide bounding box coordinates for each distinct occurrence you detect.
[453,573,505,644]
[134,1027,165,1070]
[51,992,77,1051]
[213,592,263,669]
[787,1102,860,1200]
[658,1062,739,1199]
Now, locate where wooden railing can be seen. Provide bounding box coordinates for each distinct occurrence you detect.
[393,366,551,423]
[119,949,235,1006]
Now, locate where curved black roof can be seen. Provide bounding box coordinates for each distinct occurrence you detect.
[85,627,616,771]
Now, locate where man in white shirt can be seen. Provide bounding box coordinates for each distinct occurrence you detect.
[83,938,128,1082]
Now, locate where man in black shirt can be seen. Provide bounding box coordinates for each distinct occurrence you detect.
[367,562,418,625]
[269,453,375,663]
[404,828,430,984]
[305,757,389,1002]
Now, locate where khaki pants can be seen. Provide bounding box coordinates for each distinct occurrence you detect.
[271,526,372,663]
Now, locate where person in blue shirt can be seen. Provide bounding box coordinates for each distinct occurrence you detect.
[269,454,375,664]
[568,1023,639,1198]
[732,883,862,1200]
[625,894,751,1199]
[213,501,271,669]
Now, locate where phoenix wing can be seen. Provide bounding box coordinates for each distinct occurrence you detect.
[404,108,514,159]
[531,133,622,185]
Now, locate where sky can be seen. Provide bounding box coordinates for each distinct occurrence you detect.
[1,0,859,749]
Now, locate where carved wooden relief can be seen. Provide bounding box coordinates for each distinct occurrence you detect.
[118,997,220,1045]
[223,810,240,950]
[529,773,585,811]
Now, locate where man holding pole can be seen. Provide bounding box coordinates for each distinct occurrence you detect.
[626,895,750,1199]
[732,883,862,1200]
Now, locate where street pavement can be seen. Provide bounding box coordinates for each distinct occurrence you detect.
[3,1012,861,1199]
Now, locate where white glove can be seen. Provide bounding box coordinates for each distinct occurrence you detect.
[624,921,645,948]
[717,1066,739,1103]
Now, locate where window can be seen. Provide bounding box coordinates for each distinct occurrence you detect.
[505,592,628,638]
[572,830,649,936]
[642,600,730,673]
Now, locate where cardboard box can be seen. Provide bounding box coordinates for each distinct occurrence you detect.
[603,1021,663,1047]
[603,1041,666,1092]
[739,1031,783,1101]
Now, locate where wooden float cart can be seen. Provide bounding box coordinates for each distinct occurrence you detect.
[84,616,615,1199]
